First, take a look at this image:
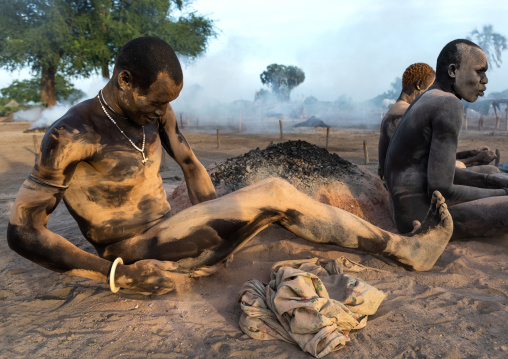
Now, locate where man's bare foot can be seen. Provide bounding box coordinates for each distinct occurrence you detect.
[390,191,453,271]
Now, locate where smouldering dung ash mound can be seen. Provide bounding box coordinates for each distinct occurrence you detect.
[209,140,357,192]
[170,140,394,230]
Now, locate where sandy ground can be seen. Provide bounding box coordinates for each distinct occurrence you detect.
[1,120,507,358]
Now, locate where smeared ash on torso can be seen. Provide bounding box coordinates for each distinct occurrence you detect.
[171,140,394,230]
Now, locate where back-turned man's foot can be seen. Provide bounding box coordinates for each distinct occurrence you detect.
[388,191,453,271]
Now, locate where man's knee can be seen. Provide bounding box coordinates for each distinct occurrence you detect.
[261,177,295,195]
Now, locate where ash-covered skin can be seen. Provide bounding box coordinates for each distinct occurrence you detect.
[385,40,508,238]
[7,37,457,296]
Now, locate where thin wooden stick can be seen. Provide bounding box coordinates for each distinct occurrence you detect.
[33,135,40,155]
[464,108,468,131]
[494,105,500,129]
[363,140,369,165]
[279,120,283,139]
[505,106,508,131]
[239,110,242,133]
[180,113,183,128]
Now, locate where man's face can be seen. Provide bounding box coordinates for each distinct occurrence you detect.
[120,72,183,126]
[453,47,488,103]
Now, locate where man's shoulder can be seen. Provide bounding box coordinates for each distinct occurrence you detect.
[419,89,463,109]
[47,98,97,134]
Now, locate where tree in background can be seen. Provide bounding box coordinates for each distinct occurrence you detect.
[260,64,305,102]
[70,0,217,79]
[1,76,85,104]
[0,1,216,107]
[467,25,507,69]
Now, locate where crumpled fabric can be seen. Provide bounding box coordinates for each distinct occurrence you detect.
[238,257,386,358]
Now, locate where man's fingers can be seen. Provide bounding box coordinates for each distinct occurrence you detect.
[150,259,179,271]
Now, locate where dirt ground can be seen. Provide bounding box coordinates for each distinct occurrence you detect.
[1,120,507,358]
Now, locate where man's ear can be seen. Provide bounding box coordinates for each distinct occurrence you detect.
[117,70,133,91]
[415,79,423,90]
[448,64,458,79]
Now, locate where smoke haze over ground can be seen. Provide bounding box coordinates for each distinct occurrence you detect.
[2,0,508,130]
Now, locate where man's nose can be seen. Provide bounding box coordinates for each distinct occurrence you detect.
[481,74,488,84]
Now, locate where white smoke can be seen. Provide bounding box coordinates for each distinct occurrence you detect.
[12,107,43,122]
[29,77,108,129]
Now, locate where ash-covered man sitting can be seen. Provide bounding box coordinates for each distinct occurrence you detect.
[8,37,453,295]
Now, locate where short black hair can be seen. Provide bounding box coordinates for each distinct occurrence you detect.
[115,36,183,91]
[436,39,482,80]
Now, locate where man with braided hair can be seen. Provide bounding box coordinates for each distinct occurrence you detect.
[378,63,435,180]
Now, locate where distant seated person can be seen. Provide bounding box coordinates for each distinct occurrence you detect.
[378,63,435,180]
[455,147,499,174]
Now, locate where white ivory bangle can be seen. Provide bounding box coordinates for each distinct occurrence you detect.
[109,257,124,293]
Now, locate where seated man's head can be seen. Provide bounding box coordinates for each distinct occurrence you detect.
[113,36,184,126]
[401,63,436,102]
[436,39,488,103]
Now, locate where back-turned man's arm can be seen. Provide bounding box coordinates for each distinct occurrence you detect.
[427,99,506,205]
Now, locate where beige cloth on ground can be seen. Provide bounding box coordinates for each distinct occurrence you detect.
[238,257,386,358]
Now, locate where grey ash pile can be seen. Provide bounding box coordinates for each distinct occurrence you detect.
[209,140,361,194]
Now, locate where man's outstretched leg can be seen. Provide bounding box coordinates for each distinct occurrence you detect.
[102,178,453,272]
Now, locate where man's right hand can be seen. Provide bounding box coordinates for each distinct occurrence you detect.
[115,259,181,295]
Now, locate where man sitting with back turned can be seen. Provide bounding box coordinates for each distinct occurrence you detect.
[378,63,435,180]
[8,36,453,296]
[385,39,508,238]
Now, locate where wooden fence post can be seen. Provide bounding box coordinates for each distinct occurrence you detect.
[363,140,369,165]
[33,135,40,155]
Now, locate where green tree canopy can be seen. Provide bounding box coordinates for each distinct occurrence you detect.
[467,25,507,69]
[260,64,305,102]
[1,76,85,104]
[0,1,216,107]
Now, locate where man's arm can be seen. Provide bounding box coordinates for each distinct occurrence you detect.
[159,105,216,205]
[7,124,113,282]
[8,181,113,282]
[427,100,506,205]
[8,124,177,295]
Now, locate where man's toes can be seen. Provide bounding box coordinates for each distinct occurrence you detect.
[438,202,448,216]
[411,220,422,234]
[438,204,452,223]
[433,193,445,208]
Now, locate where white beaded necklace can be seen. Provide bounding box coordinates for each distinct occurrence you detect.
[98,90,147,164]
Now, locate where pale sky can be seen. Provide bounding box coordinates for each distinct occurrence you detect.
[2,0,508,104]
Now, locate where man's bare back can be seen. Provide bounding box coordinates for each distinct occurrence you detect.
[378,63,435,180]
